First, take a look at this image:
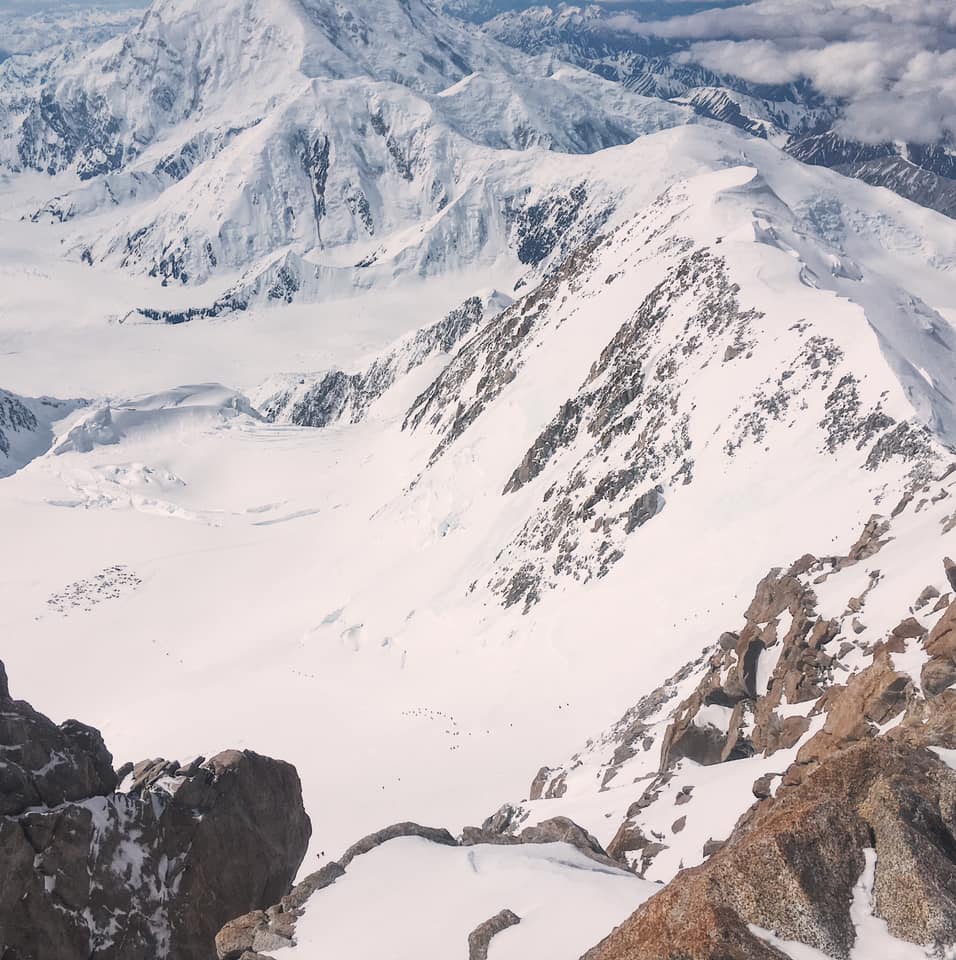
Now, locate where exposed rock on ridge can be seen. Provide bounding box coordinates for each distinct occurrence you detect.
[0,660,310,960]
[259,293,508,428]
[216,814,620,958]
[581,740,956,960]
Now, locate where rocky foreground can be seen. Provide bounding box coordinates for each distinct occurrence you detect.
[5,558,956,959]
[213,544,956,960]
[0,661,310,959]
[4,551,956,959]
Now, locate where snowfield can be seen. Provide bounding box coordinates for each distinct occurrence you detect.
[3,121,955,868]
[2,2,956,958]
[288,839,655,960]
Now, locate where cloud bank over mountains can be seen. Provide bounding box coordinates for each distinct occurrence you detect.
[617,0,956,144]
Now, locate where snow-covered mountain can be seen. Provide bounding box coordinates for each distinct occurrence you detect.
[2,1,956,959]
[478,4,956,221]
[1,0,691,299]
[0,7,142,58]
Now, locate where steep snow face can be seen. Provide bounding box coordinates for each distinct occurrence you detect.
[62,78,672,288]
[401,128,956,612]
[2,0,684,179]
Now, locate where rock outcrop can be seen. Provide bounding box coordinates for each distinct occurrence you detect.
[0,661,310,960]
[468,909,522,960]
[581,739,956,960]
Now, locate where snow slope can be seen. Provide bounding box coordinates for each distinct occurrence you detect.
[2,123,955,874]
[287,838,655,960]
[1,5,956,957]
[0,389,84,478]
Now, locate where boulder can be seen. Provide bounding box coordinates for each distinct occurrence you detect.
[519,816,618,867]
[0,660,311,960]
[945,557,956,593]
[923,594,956,696]
[216,911,269,960]
[890,617,927,640]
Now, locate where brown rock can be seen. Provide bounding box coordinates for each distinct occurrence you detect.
[468,909,521,960]
[916,586,941,610]
[282,861,346,911]
[216,912,268,960]
[606,821,650,862]
[846,516,890,564]
[945,557,956,593]
[519,817,617,867]
[701,838,724,858]
[798,649,912,766]
[718,631,739,651]
[745,570,805,624]
[891,617,927,640]
[581,741,956,960]
[751,773,778,800]
[923,596,956,696]
[529,765,554,801]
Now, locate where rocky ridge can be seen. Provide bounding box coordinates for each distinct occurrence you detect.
[500,470,956,868]
[583,738,956,960]
[257,292,511,428]
[214,814,627,959]
[208,503,956,959]
[403,163,949,612]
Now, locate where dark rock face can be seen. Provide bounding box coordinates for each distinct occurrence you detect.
[0,661,310,960]
[0,678,116,818]
[582,740,956,960]
[0,391,39,460]
[261,295,491,427]
[507,182,612,267]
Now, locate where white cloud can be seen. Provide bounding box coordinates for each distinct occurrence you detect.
[615,0,956,144]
